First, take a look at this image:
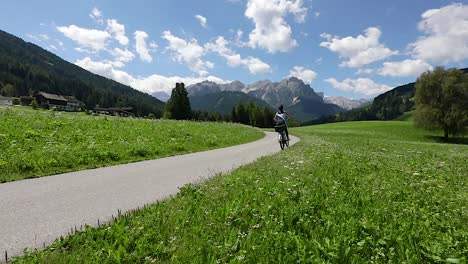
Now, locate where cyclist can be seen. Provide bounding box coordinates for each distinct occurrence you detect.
[273,105,290,141]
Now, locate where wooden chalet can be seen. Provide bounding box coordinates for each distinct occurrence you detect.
[94,107,134,117]
[35,92,82,111]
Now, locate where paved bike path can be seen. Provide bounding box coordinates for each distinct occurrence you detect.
[0,132,299,258]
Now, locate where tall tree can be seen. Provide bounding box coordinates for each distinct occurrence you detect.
[414,67,468,138]
[1,83,16,97]
[164,83,192,120]
[235,103,249,125]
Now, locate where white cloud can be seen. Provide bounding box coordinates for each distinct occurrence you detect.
[26,34,42,42]
[57,25,111,51]
[287,66,317,84]
[76,57,134,85]
[39,34,50,40]
[48,45,58,51]
[324,77,392,96]
[195,15,208,28]
[106,19,129,46]
[356,68,374,74]
[320,27,398,67]
[378,59,433,77]
[89,7,104,24]
[131,75,229,95]
[245,0,307,53]
[75,56,227,95]
[109,48,135,63]
[315,12,320,18]
[134,31,153,62]
[243,57,272,74]
[162,31,213,76]
[205,36,271,74]
[409,3,468,64]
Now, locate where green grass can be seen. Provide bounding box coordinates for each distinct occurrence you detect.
[0,106,264,182]
[14,121,468,263]
[395,110,415,121]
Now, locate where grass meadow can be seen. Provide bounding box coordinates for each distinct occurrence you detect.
[0,106,263,182]
[13,120,468,263]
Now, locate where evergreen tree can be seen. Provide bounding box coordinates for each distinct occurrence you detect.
[236,103,249,125]
[415,67,468,138]
[164,83,192,120]
[231,107,238,123]
[263,106,274,128]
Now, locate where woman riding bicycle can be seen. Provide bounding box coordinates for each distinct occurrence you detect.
[273,105,290,141]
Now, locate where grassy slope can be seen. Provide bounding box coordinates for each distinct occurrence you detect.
[0,106,264,182]
[395,111,414,121]
[14,121,468,263]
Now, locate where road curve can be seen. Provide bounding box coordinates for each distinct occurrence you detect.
[0,132,298,258]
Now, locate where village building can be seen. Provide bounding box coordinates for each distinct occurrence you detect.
[20,96,34,106]
[34,92,82,111]
[0,96,13,106]
[94,107,134,117]
[63,96,82,111]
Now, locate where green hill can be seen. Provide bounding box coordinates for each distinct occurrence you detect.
[190,91,273,114]
[306,67,468,125]
[0,30,164,117]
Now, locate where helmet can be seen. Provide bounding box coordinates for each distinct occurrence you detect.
[278,105,284,112]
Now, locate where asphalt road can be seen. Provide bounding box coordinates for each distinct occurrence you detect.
[0,132,298,258]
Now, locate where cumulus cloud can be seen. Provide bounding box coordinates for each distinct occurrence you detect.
[106,19,129,46]
[324,77,392,96]
[162,31,213,76]
[409,3,468,64]
[76,57,134,85]
[57,25,111,51]
[205,36,271,74]
[356,68,375,75]
[89,7,104,24]
[109,48,135,65]
[320,27,398,67]
[245,0,307,53]
[378,59,433,77]
[195,15,207,28]
[134,31,153,62]
[75,57,227,95]
[287,66,317,84]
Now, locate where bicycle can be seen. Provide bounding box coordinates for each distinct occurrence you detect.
[274,124,289,150]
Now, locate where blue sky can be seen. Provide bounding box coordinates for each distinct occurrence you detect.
[1,0,467,99]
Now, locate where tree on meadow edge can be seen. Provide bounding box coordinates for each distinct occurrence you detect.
[414,67,468,138]
[164,83,192,120]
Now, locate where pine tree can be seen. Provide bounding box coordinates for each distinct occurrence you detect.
[164,83,192,120]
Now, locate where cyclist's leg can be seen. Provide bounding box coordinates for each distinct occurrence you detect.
[285,126,290,140]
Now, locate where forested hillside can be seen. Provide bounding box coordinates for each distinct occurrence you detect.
[190,91,273,114]
[0,30,164,117]
[305,68,468,125]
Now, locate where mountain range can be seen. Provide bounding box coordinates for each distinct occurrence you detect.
[184,77,344,121]
[323,96,371,110]
[190,91,272,114]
